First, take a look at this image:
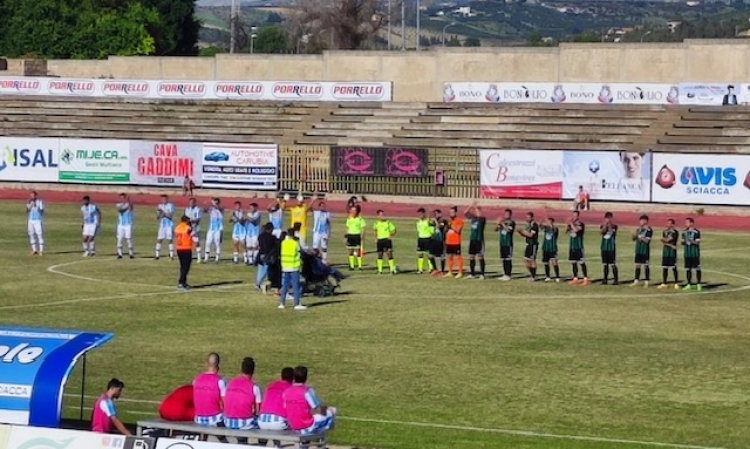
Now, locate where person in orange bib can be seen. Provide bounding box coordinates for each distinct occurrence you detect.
[444,206,464,278]
[175,215,194,290]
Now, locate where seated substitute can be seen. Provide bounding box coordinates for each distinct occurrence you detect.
[283,366,337,435]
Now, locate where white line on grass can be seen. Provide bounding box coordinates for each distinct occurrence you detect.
[62,395,726,449]
[47,260,173,289]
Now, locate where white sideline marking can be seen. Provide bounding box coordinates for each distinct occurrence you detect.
[62,395,725,449]
[47,260,173,289]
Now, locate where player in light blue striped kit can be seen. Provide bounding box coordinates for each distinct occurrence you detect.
[116,193,135,259]
[26,191,45,256]
[268,197,285,239]
[244,203,261,266]
[155,194,175,260]
[185,197,203,263]
[81,195,101,257]
[230,201,246,264]
[312,200,331,262]
[204,197,224,263]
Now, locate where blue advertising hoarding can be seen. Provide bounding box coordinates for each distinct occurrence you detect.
[0,327,113,428]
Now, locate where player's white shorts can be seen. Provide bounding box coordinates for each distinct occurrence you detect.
[157,226,173,241]
[245,235,259,248]
[272,229,282,239]
[205,230,222,247]
[312,232,329,250]
[82,224,97,237]
[117,225,132,240]
[232,231,247,242]
[27,221,43,237]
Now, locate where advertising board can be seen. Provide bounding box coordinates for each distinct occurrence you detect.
[0,138,59,182]
[479,149,563,199]
[58,139,130,184]
[155,438,265,449]
[562,150,651,202]
[0,424,9,449]
[652,153,750,205]
[678,83,738,105]
[129,141,202,187]
[201,143,278,190]
[5,426,125,449]
[331,147,428,177]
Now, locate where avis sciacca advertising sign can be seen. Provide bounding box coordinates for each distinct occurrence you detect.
[652,153,750,205]
[0,77,393,102]
[0,327,113,428]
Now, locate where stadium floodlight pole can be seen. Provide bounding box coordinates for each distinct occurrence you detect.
[441,22,455,46]
[387,0,392,50]
[401,0,406,51]
[416,0,420,51]
[230,0,239,53]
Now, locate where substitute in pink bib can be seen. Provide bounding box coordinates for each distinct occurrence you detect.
[91,378,132,435]
[224,357,262,429]
[258,367,294,431]
[192,352,227,426]
[283,366,337,436]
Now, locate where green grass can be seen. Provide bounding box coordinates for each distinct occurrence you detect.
[2,201,750,449]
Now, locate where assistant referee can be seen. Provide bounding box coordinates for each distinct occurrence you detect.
[175,215,194,290]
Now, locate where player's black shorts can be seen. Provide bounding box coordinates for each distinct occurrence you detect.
[429,240,444,257]
[542,251,558,263]
[601,250,617,265]
[524,244,538,260]
[500,246,513,260]
[446,244,461,255]
[684,257,701,269]
[634,253,650,265]
[569,249,584,263]
[376,238,393,253]
[417,238,431,253]
[346,234,362,248]
[661,256,676,268]
[468,240,484,256]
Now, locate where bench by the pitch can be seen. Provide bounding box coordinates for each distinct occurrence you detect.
[136,417,328,448]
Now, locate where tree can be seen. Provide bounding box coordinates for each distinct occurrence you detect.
[141,0,200,55]
[446,35,461,47]
[248,26,291,53]
[291,0,387,50]
[266,12,284,24]
[71,2,158,59]
[463,36,481,47]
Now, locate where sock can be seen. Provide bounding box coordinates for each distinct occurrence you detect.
[348,255,355,268]
[233,251,239,263]
[470,259,476,276]
[83,242,88,253]
[89,241,95,254]
[635,267,641,281]
[117,244,123,257]
[30,239,37,253]
[530,266,537,278]
[196,245,202,256]
[662,268,668,284]
[457,256,463,274]
[128,241,134,256]
[377,258,384,272]
[503,260,511,277]
[428,257,436,271]
[686,269,693,285]
[612,266,619,283]
[644,266,650,281]
[479,259,486,276]
[696,269,702,284]
[39,241,44,253]
[672,267,679,283]
[204,249,210,260]
[440,257,445,272]
[168,243,174,258]
[572,264,579,279]
[581,263,588,278]
[215,249,221,261]
[155,243,161,258]
[447,255,454,273]
[603,265,610,282]
[553,264,560,279]
[357,255,363,268]
[388,259,395,273]
[544,263,550,278]
[418,257,424,272]
[321,250,327,262]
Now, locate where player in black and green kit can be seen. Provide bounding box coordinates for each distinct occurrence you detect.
[567,210,590,286]
[465,202,487,279]
[681,217,702,291]
[495,209,515,281]
[429,209,449,276]
[541,217,560,282]
[658,218,680,290]
[631,214,653,287]
[600,211,619,285]
[518,212,539,282]
[416,208,434,274]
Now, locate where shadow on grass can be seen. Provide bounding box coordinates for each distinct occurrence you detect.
[308,298,349,308]
[191,280,245,289]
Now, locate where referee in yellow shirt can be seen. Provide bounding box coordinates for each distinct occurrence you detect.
[373,210,398,275]
[345,206,366,270]
[416,208,434,274]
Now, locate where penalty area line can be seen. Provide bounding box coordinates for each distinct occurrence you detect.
[62,395,725,449]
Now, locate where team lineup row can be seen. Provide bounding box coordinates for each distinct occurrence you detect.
[23,192,705,290]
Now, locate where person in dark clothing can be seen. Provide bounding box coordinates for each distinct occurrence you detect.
[255,223,277,292]
[311,249,347,285]
[269,231,285,293]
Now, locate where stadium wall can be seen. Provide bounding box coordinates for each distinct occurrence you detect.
[24,39,750,102]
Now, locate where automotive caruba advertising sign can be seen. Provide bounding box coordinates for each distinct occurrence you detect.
[130,140,202,187]
[201,143,278,190]
[0,327,113,427]
[479,150,564,199]
[652,153,750,206]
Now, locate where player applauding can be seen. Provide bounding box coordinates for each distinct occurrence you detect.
[115,193,135,259]
[230,201,246,264]
[681,218,702,291]
[567,211,589,286]
[464,202,486,279]
[155,195,175,260]
[81,195,101,257]
[444,206,464,278]
[658,219,680,290]
[518,212,539,282]
[631,214,652,287]
[26,191,45,256]
[541,217,560,282]
[495,209,515,281]
[600,212,619,285]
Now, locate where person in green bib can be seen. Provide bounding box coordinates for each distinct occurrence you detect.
[373,210,398,274]
[416,208,434,274]
[345,206,366,270]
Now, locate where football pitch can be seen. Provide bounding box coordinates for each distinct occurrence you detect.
[2,200,750,449]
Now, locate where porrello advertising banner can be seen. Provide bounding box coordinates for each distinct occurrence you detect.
[479,149,564,199]
[0,77,393,102]
[201,142,278,190]
[331,147,428,177]
[652,153,750,206]
[442,82,680,105]
[129,140,203,187]
[562,150,652,202]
